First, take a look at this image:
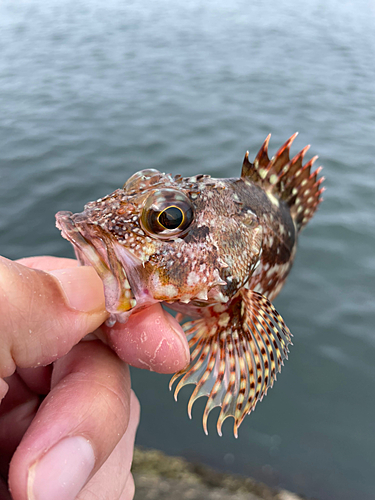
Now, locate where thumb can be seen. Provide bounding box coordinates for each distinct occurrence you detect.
[0,257,108,389]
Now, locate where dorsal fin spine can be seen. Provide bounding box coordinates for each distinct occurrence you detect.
[241,134,324,231]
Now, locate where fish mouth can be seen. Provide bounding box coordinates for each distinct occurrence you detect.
[56,210,156,325]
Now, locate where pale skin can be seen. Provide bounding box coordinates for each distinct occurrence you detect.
[0,256,190,500]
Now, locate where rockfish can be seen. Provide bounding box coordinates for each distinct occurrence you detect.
[56,134,324,437]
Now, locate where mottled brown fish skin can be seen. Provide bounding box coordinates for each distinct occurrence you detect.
[225,178,297,301]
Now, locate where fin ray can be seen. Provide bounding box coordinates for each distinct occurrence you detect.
[170,289,292,436]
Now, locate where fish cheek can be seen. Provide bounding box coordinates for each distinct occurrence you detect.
[148,265,185,301]
[147,245,221,302]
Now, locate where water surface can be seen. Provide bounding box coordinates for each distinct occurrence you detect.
[1,1,374,499]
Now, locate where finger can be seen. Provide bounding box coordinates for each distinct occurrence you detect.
[0,256,108,383]
[77,391,139,500]
[119,474,135,500]
[9,341,132,500]
[103,303,190,374]
[17,256,79,271]
[16,256,190,374]
[0,373,39,476]
[16,366,52,395]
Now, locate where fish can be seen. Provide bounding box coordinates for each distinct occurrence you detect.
[56,133,324,437]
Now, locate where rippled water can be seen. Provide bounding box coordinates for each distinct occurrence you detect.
[1,1,375,499]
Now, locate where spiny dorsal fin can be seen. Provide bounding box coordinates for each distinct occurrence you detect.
[241,134,325,231]
[241,133,271,184]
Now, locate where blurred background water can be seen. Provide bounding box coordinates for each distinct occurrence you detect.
[1,0,374,498]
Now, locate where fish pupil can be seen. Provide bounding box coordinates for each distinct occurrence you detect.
[158,206,183,229]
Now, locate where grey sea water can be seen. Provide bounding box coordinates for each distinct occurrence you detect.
[0,0,374,499]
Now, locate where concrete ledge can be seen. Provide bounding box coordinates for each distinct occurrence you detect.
[132,447,306,500]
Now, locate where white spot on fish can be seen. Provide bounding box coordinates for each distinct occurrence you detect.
[214,304,226,313]
[160,284,179,298]
[187,271,200,287]
[269,174,278,185]
[218,313,230,327]
[266,192,279,207]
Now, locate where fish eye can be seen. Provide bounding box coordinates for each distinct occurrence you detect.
[158,206,184,229]
[141,189,194,239]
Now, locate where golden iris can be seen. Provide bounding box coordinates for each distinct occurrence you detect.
[141,189,194,239]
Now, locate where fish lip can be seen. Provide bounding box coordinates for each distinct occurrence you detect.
[56,210,156,323]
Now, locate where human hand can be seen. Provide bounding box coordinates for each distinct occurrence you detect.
[0,256,190,500]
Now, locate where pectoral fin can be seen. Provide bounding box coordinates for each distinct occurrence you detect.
[170,288,292,437]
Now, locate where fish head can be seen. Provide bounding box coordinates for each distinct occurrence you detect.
[56,169,262,324]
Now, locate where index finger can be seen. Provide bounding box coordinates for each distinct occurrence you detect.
[0,256,107,392]
[16,256,190,375]
[17,256,79,271]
